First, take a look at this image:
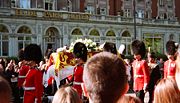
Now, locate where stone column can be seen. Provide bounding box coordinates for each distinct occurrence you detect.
[63,25,70,46]
[9,33,17,57]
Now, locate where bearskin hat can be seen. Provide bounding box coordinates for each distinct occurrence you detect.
[103,42,117,55]
[166,40,177,55]
[73,42,87,62]
[18,48,24,61]
[131,40,146,58]
[24,44,42,64]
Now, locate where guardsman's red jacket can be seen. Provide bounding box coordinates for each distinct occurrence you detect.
[18,65,30,87]
[132,60,150,91]
[164,60,176,79]
[68,64,83,97]
[23,67,43,103]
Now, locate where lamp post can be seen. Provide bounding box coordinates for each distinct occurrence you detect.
[133,0,137,40]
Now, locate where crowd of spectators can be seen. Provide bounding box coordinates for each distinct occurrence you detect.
[0,39,180,103]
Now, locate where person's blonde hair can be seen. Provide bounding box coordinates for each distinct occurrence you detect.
[0,76,12,103]
[52,86,82,103]
[154,78,180,103]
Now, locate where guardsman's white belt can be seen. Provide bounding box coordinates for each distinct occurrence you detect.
[167,76,175,78]
[23,87,35,90]
[134,75,144,78]
[73,82,82,85]
[18,76,26,78]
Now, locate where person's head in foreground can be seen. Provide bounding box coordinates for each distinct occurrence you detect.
[153,78,180,103]
[52,85,82,103]
[83,52,128,103]
[0,76,12,103]
[118,95,142,103]
[175,45,180,90]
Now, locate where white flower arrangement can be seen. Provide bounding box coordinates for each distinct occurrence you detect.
[69,38,97,52]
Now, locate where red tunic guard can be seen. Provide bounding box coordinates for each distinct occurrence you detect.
[73,65,83,96]
[68,64,84,96]
[132,60,150,91]
[164,40,177,79]
[68,42,87,98]
[23,67,43,103]
[18,65,30,87]
[164,60,176,79]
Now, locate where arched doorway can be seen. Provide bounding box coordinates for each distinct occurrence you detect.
[120,30,132,55]
[44,27,60,53]
[17,25,32,50]
[70,28,83,43]
[0,24,9,56]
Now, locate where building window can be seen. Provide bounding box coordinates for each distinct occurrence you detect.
[86,5,95,14]
[143,33,164,53]
[159,12,165,19]
[167,0,173,8]
[19,0,30,8]
[70,28,83,43]
[145,11,151,18]
[18,36,31,50]
[44,27,59,52]
[89,29,100,43]
[137,10,144,18]
[105,30,116,43]
[11,0,16,7]
[159,0,164,7]
[1,35,9,56]
[17,26,32,50]
[0,0,10,8]
[45,2,53,10]
[100,8,106,15]
[168,13,174,20]
[120,31,131,55]
[0,24,9,56]
[169,34,174,41]
[124,9,131,17]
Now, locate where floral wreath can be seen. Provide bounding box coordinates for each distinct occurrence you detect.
[69,38,98,52]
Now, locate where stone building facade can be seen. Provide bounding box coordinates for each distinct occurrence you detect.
[0,0,180,57]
